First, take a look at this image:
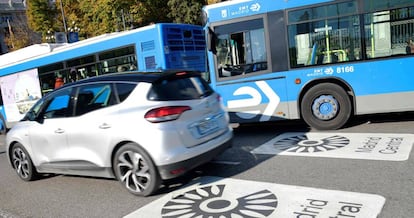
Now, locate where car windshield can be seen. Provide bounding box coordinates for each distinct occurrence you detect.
[147,76,213,101]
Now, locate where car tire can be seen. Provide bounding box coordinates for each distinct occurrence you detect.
[11,143,38,181]
[113,143,161,196]
[301,83,351,130]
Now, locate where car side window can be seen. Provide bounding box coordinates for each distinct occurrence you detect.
[75,83,116,116]
[114,83,136,102]
[43,88,73,119]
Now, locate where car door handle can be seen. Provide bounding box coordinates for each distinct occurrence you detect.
[99,123,111,129]
[55,128,65,134]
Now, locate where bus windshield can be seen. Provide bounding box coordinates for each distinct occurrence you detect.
[215,19,268,77]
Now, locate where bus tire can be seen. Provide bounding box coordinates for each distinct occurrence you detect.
[301,83,351,130]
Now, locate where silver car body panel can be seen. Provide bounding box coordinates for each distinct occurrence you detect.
[6,79,233,180]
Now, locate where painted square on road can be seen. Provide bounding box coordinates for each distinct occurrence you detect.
[251,132,414,161]
[124,176,385,218]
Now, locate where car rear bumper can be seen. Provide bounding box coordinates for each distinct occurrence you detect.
[157,137,233,180]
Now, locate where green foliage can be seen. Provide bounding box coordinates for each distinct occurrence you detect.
[168,0,206,25]
[25,0,208,42]
[78,1,116,36]
[26,0,58,34]
[130,0,172,26]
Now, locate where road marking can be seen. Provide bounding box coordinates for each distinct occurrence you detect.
[124,176,385,218]
[251,132,414,161]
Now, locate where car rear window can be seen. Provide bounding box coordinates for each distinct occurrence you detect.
[147,76,213,101]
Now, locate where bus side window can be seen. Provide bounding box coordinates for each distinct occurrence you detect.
[287,2,361,67]
[364,7,414,59]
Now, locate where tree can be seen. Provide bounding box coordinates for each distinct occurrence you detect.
[207,0,221,4]
[130,0,171,27]
[78,0,116,36]
[26,0,58,37]
[167,0,206,25]
[77,0,152,36]
[24,0,213,44]
[59,0,81,32]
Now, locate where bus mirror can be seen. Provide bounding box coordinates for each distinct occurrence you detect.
[201,11,207,26]
[207,27,217,55]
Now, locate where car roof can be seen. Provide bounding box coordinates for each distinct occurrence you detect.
[61,71,202,88]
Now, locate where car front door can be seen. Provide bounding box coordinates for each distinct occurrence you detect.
[28,87,75,169]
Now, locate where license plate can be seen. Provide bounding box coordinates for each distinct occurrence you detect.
[196,119,218,135]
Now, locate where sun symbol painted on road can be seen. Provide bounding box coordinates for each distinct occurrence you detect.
[274,134,350,153]
[161,184,278,218]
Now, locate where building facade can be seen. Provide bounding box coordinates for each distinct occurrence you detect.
[0,0,27,54]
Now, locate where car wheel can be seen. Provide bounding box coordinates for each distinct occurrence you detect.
[113,143,161,196]
[301,83,351,130]
[11,143,38,181]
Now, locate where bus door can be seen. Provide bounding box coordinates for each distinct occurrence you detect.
[208,17,289,123]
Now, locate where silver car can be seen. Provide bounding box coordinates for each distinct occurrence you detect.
[6,71,233,196]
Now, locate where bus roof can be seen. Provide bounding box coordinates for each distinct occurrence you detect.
[0,25,154,69]
[0,43,66,68]
[203,0,334,23]
[0,23,200,70]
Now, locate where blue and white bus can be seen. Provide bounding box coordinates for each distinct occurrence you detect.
[202,0,414,130]
[0,23,206,132]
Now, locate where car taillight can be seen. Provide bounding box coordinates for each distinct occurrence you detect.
[144,106,191,123]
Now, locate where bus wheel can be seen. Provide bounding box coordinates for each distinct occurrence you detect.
[301,83,351,130]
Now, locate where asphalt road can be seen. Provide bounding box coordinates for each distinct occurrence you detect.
[0,113,413,218]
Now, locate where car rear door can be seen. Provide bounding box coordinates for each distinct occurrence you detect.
[65,83,120,167]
